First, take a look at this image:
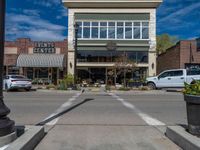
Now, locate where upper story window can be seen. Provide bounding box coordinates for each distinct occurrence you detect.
[100,22,107,39]
[83,22,90,38]
[76,21,149,40]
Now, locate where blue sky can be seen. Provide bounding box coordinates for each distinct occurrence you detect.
[5,0,200,41]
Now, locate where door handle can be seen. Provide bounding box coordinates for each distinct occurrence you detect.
[168,78,171,80]
[180,77,184,79]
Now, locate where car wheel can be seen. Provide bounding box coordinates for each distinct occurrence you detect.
[5,84,9,92]
[25,88,31,91]
[147,82,156,90]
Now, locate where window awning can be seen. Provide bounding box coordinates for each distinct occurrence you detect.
[16,54,66,68]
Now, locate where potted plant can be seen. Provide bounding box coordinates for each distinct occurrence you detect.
[183,81,200,136]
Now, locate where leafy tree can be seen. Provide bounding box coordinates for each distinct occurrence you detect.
[156,34,178,55]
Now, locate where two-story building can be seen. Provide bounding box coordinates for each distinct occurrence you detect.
[63,0,162,85]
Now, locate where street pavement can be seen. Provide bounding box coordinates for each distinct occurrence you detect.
[3,90,185,149]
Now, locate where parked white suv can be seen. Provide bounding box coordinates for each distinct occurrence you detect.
[146,69,200,89]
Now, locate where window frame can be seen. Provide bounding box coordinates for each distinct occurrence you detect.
[76,20,149,40]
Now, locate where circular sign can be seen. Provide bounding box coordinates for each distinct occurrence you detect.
[106,41,117,51]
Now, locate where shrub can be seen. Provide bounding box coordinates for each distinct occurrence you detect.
[46,84,56,90]
[105,85,111,91]
[139,86,149,91]
[57,74,74,90]
[183,80,200,95]
[118,87,131,91]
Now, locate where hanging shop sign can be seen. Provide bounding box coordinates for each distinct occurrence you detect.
[33,42,56,53]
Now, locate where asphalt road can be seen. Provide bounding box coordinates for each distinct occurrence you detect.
[4,90,185,150]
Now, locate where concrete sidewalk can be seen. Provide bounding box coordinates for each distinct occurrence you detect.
[36,125,180,150]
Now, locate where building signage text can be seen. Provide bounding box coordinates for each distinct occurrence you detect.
[33,42,56,53]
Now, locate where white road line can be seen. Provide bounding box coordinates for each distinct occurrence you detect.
[43,92,82,126]
[109,93,166,126]
[0,145,9,150]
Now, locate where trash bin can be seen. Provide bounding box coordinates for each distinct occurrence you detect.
[184,95,200,136]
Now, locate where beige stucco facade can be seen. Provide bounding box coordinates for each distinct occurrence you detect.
[63,0,162,84]
[67,8,157,76]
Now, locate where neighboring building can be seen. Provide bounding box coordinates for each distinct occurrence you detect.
[4,38,68,84]
[63,0,162,85]
[157,39,200,74]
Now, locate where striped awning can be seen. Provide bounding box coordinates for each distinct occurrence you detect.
[17,54,66,68]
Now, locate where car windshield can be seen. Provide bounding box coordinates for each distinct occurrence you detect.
[11,75,26,79]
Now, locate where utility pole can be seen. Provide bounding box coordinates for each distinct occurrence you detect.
[0,0,15,136]
[74,23,79,85]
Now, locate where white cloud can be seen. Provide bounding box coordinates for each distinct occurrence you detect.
[27,0,61,8]
[23,9,40,17]
[158,2,200,23]
[5,11,67,41]
[27,29,66,41]
[56,7,68,19]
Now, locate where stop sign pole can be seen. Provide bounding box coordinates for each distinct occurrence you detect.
[0,0,15,136]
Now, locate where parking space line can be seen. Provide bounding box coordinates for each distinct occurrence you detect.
[108,93,166,126]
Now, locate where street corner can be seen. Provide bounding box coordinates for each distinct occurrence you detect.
[3,126,45,150]
[166,125,200,150]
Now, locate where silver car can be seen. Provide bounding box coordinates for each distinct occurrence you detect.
[3,75,32,91]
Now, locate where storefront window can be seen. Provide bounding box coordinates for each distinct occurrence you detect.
[27,68,33,79]
[76,21,149,40]
[137,51,148,63]
[35,68,48,78]
[8,66,19,75]
[77,51,148,63]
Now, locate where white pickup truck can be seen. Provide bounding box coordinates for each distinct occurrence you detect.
[146,69,200,89]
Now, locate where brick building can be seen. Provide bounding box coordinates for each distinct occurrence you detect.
[157,38,200,74]
[4,38,68,84]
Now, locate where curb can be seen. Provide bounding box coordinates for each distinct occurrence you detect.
[165,88,183,92]
[166,126,200,150]
[5,126,45,150]
[37,89,81,93]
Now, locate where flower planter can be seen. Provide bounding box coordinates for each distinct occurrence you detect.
[184,95,200,136]
[128,82,143,88]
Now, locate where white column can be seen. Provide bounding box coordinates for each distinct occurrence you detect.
[68,9,75,75]
[148,9,157,76]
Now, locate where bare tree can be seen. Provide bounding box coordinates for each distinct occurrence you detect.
[113,51,136,87]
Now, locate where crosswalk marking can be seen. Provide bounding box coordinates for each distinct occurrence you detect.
[109,93,166,126]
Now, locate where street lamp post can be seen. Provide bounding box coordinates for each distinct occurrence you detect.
[74,23,79,85]
[0,0,15,136]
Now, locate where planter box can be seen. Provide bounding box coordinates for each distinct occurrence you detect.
[128,82,143,88]
[184,95,200,136]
